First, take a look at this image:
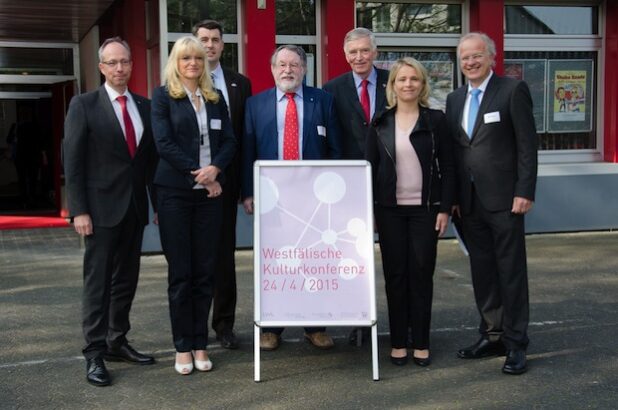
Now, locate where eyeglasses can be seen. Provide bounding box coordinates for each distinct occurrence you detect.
[101,59,132,67]
[460,53,487,63]
[276,62,302,70]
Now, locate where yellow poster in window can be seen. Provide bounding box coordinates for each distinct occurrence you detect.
[553,71,586,122]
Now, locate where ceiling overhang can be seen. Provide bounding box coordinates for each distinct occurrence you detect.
[0,0,116,43]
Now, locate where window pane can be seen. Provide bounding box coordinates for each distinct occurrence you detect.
[357,2,461,34]
[505,6,597,35]
[276,0,316,35]
[167,0,237,34]
[375,50,457,111]
[168,42,238,72]
[505,51,597,151]
[0,47,74,75]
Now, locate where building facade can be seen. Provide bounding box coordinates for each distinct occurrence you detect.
[0,0,616,239]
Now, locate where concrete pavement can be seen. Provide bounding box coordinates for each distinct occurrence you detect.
[1,228,617,409]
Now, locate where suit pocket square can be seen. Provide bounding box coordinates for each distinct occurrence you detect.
[484,111,501,124]
[317,125,326,137]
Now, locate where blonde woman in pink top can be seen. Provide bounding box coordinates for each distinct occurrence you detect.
[365,57,455,366]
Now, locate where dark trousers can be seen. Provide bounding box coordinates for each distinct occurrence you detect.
[82,206,144,359]
[262,327,325,336]
[211,173,238,335]
[157,186,222,352]
[375,204,438,350]
[462,188,529,350]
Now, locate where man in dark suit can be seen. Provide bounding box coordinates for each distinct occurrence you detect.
[63,37,158,386]
[241,45,341,351]
[445,32,538,375]
[323,27,388,159]
[192,19,252,350]
[322,27,388,346]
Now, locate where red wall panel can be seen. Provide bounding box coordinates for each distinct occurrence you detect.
[243,0,276,93]
[605,0,618,162]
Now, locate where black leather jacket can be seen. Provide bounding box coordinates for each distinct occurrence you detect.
[365,105,455,212]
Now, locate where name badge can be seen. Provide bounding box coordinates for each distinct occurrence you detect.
[484,111,501,124]
[210,119,222,130]
[317,125,326,137]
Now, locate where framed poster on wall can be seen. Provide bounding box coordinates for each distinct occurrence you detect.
[547,59,594,133]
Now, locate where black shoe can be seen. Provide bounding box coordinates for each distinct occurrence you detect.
[86,357,111,386]
[457,337,506,359]
[104,344,155,365]
[390,355,408,366]
[412,354,431,367]
[502,349,527,375]
[217,331,239,350]
[348,327,371,346]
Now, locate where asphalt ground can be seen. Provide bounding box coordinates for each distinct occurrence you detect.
[1,228,617,409]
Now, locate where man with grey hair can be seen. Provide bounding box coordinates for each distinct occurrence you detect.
[446,32,537,375]
[323,27,389,159]
[64,37,158,386]
[323,27,389,346]
[241,45,342,351]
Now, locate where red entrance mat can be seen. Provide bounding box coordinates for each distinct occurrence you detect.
[0,215,70,230]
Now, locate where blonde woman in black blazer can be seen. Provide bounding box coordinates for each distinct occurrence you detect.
[366,57,455,367]
[151,36,236,375]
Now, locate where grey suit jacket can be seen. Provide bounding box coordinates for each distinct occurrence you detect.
[323,68,389,159]
[445,74,538,213]
[63,86,158,227]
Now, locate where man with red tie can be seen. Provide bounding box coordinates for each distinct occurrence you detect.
[323,28,389,159]
[63,37,158,386]
[241,45,342,351]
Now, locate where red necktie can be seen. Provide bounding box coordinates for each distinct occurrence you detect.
[360,79,370,123]
[117,95,137,158]
[283,92,299,160]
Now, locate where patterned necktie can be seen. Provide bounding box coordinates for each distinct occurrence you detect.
[467,88,481,138]
[360,79,370,123]
[283,92,299,160]
[116,95,137,157]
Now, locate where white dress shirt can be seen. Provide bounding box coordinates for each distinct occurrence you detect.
[462,71,494,134]
[104,82,144,145]
[276,86,304,160]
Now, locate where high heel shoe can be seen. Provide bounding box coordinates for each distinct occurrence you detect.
[175,353,193,375]
[192,351,213,372]
[390,355,408,366]
[413,350,431,367]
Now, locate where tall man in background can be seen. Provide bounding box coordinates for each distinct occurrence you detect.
[323,27,388,159]
[193,20,252,349]
[242,45,342,351]
[323,27,388,345]
[446,32,538,375]
[63,37,158,386]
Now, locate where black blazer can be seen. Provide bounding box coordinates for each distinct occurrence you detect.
[221,67,252,194]
[221,67,252,145]
[323,68,389,159]
[366,106,455,212]
[445,74,538,213]
[151,86,236,190]
[63,86,158,227]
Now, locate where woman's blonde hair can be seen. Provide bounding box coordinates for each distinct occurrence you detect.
[164,36,219,103]
[386,57,431,108]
